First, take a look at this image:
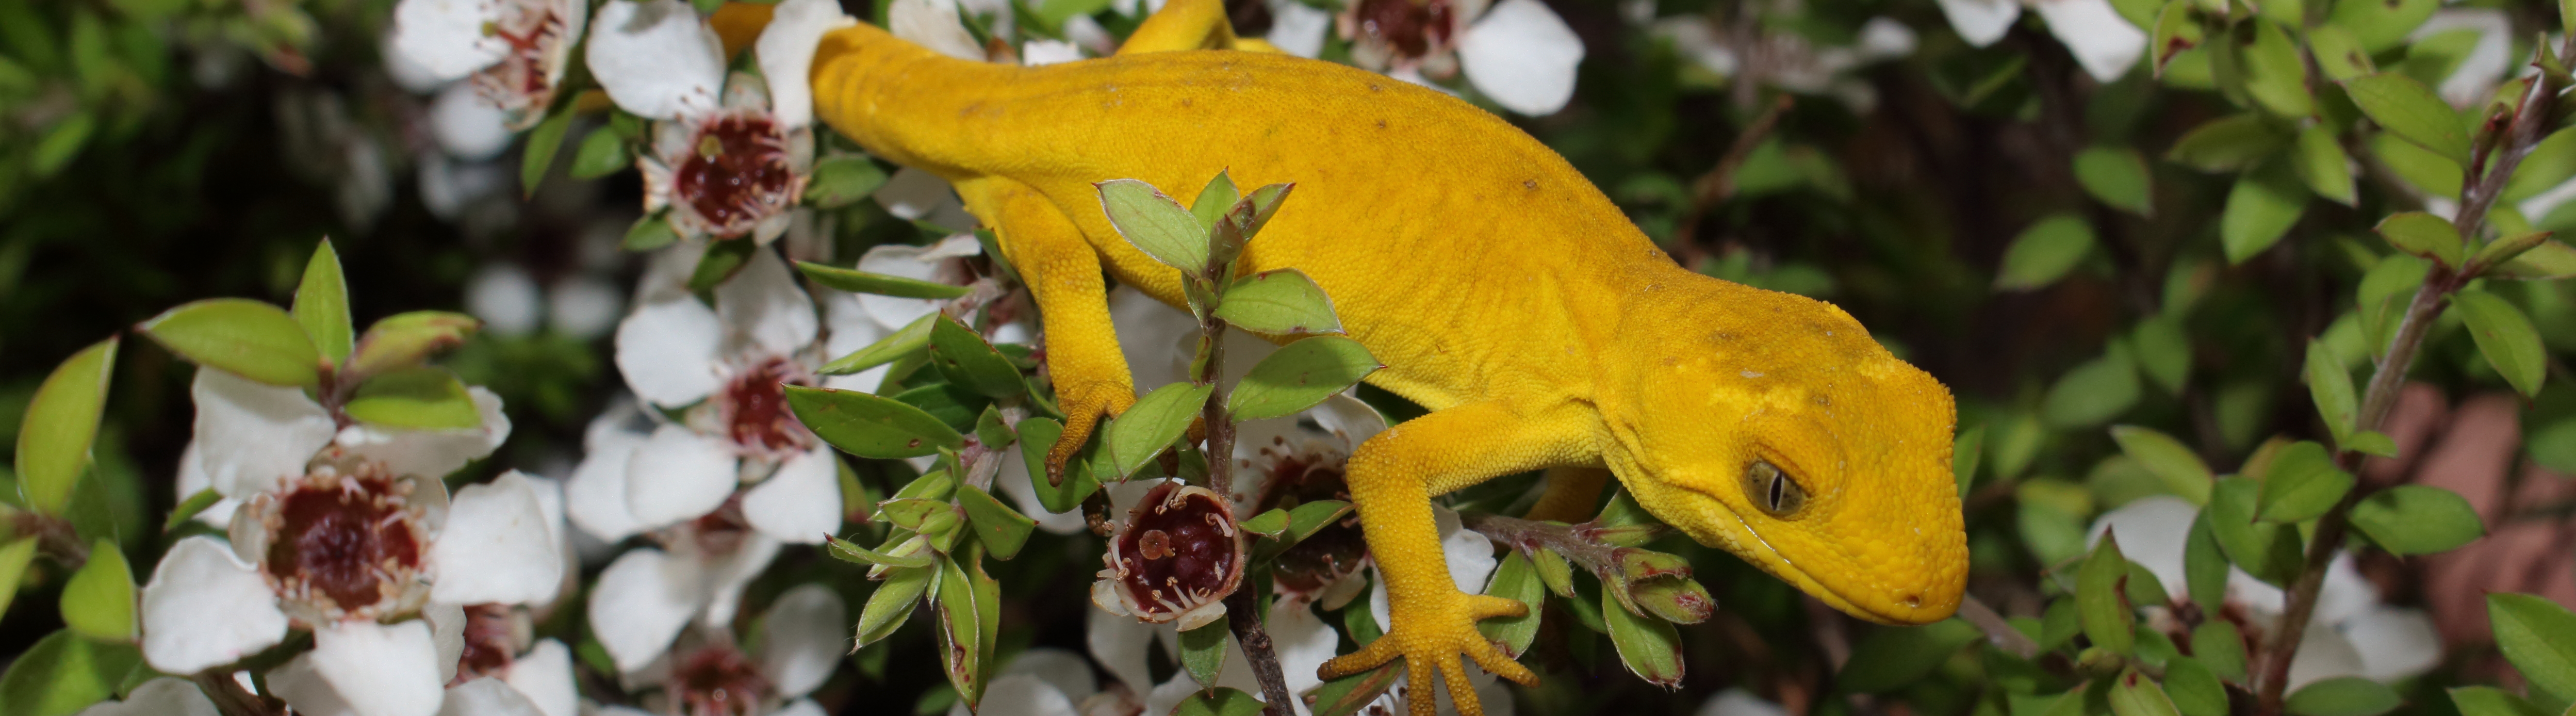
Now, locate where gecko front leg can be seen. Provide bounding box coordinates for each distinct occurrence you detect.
[1320,402,1593,716]
[954,176,1139,478]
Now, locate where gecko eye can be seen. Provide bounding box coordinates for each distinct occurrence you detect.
[1742,460,1807,517]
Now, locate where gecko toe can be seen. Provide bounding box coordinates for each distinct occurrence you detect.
[1468,594,1530,620]
[1464,637,1537,686]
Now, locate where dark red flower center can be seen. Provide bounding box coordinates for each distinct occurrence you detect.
[1250,444,1368,594]
[451,604,517,685]
[721,356,814,456]
[690,497,755,558]
[1354,0,1453,59]
[673,644,770,716]
[674,115,794,238]
[1113,483,1242,613]
[266,474,422,612]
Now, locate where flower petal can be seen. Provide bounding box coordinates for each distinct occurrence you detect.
[624,426,741,529]
[1698,689,1792,716]
[431,471,567,605]
[1934,0,2019,46]
[589,548,707,672]
[744,446,842,544]
[715,247,820,357]
[313,620,447,716]
[141,536,289,675]
[854,232,980,332]
[1270,600,1336,713]
[427,601,467,684]
[336,387,513,481]
[504,640,581,716]
[2085,495,2194,601]
[2413,10,2513,107]
[191,368,336,498]
[760,584,848,698]
[585,0,727,120]
[889,0,987,60]
[701,533,782,627]
[953,674,1079,716]
[2284,622,2367,690]
[437,678,543,716]
[176,441,243,528]
[1309,393,1387,448]
[1000,648,1097,704]
[546,275,626,340]
[431,82,514,161]
[1022,39,1084,65]
[756,0,857,128]
[76,677,220,716]
[391,0,507,81]
[2342,606,2441,681]
[2031,0,2144,83]
[774,701,829,716]
[1108,286,1195,391]
[467,264,545,338]
[268,654,361,716]
[566,427,650,542]
[1456,0,1585,116]
[872,167,960,222]
[616,297,726,408]
[1266,0,1332,57]
[1437,507,1499,593]
[1087,605,1157,696]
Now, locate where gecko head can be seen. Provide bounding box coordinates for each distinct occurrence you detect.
[1606,285,1965,626]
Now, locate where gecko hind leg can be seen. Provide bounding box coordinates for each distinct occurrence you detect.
[954,176,1139,479]
[1116,0,1286,54]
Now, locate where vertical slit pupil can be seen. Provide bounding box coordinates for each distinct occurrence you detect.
[1768,474,1784,511]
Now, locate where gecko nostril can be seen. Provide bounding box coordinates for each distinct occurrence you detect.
[1900,594,1922,609]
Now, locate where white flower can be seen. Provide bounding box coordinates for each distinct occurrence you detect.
[874,167,980,232]
[1272,0,1582,115]
[634,74,817,242]
[391,0,586,128]
[612,584,846,715]
[586,0,726,120]
[950,648,1123,716]
[2410,10,2513,108]
[1932,0,2143,82]
[1652,17,1914,110]
[75,677,219,716]
[2089,496,2443,689]
[890,0,991,61]
[467,263,546,338]
[1697,689,1790,716]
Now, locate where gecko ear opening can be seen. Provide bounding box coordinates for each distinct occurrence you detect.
[1741,460,1807,518]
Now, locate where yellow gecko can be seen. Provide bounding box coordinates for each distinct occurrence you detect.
[805,3,1967,713]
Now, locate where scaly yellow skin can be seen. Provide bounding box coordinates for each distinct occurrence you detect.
[808,5,1967,713]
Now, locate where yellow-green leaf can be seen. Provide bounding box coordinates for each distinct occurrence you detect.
[138,299,320,387]
[58,539,132,642]
[15,337,116,515]
[2451,290,2547,397]
[293,239,354,363]
[2345,72,2472,164]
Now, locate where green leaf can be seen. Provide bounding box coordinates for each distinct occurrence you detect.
[2493,239,2576,279]
[932,554,992,707]
[2489,594,2576,702]
[1307,662,1403,716]
[1097,178,1209,274]
[2375,212,2465,268]
[292,239,354,363]
[2348,484,2485,555]
[1174,687,1267,716]
[2166,115,2289,172]
[342,367,482,430]
[821,313,937,376]
[1214,269,1342,335]
[805,155,889,208]
[1479,551,1546,658]
[784,385,965,459]
[30,112,95,177]
[0,538,37,619]
[1603,578,1684,688]
[797,262,973,299]
[1014,418,1100,513]
[2184,513,2230,613]
[0,630,138,716]
[2044,350,2140,428]
[2347,430,2399,458]
[1190,170,1240,230]
[163,488,221,532]
[927,317,1025,399]
[2345,72,2472,164]
[2451,687,2552,716]
[2328,0,2438,51]
[2221,161,2308,264]
[1840,619,1980,693]
[878,498,960,534]
[2470,232,2553,276]
[346,312,480,379]
[2304,339,2359,445]
[568,128,629,180]
[2110,425,2212,505]
[137,299,320,387]
[2165,658,2228,716]
[2255,441,2352,523]
[2208,477,2304,584]
[2243,21,2314,117]
[2078,534,2137,655]
[521,108,573,197]
[896,383,988,433]
[2308,25,2377,81]
[858,563,933,647]
[2152,3,2205,75]
[2287,677,2402,716]
[2452,290,2547,397]
[690,239,758,293]
[58,539,131,642]
[1955,425,1987,501]
[2191,620,2247,682]
[2110,669,2184,716]
[2132,317,2191,396]
[955,484,1034,560]
[1228,336,1380,421]
[2076,148,2155,215]
[2292,125,2358,206]
[1238,508,1289,539]
[16,337,116,516]
[624,215,679,252]
[827,534,933,569]
[1105,382,1213,478]
[1996,214,2099,290]
[1180,619,1228,688]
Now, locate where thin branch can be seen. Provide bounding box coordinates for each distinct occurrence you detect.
[1194,309,1293,714]
[1672,94,1797,266]
[194,671,279,716]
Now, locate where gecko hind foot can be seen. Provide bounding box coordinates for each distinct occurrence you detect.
[1317,593,1538,716]
[1046,381,1135,481]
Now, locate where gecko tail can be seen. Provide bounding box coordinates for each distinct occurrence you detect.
[1116,0,1284,55]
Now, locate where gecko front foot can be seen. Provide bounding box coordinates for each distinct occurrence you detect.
[1318,591,1537,716]
[1045,379,1135,480]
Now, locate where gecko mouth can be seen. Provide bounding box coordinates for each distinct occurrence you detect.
[1726,509,1939,626]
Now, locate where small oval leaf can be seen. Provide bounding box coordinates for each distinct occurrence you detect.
[785,385,965,459]
[138,299,320,387]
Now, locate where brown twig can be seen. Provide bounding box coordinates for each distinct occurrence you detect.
[2252,47,2567,715]
[1672,94,1797,267]
[194,671,281,716]
[1194,306,1293,715]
